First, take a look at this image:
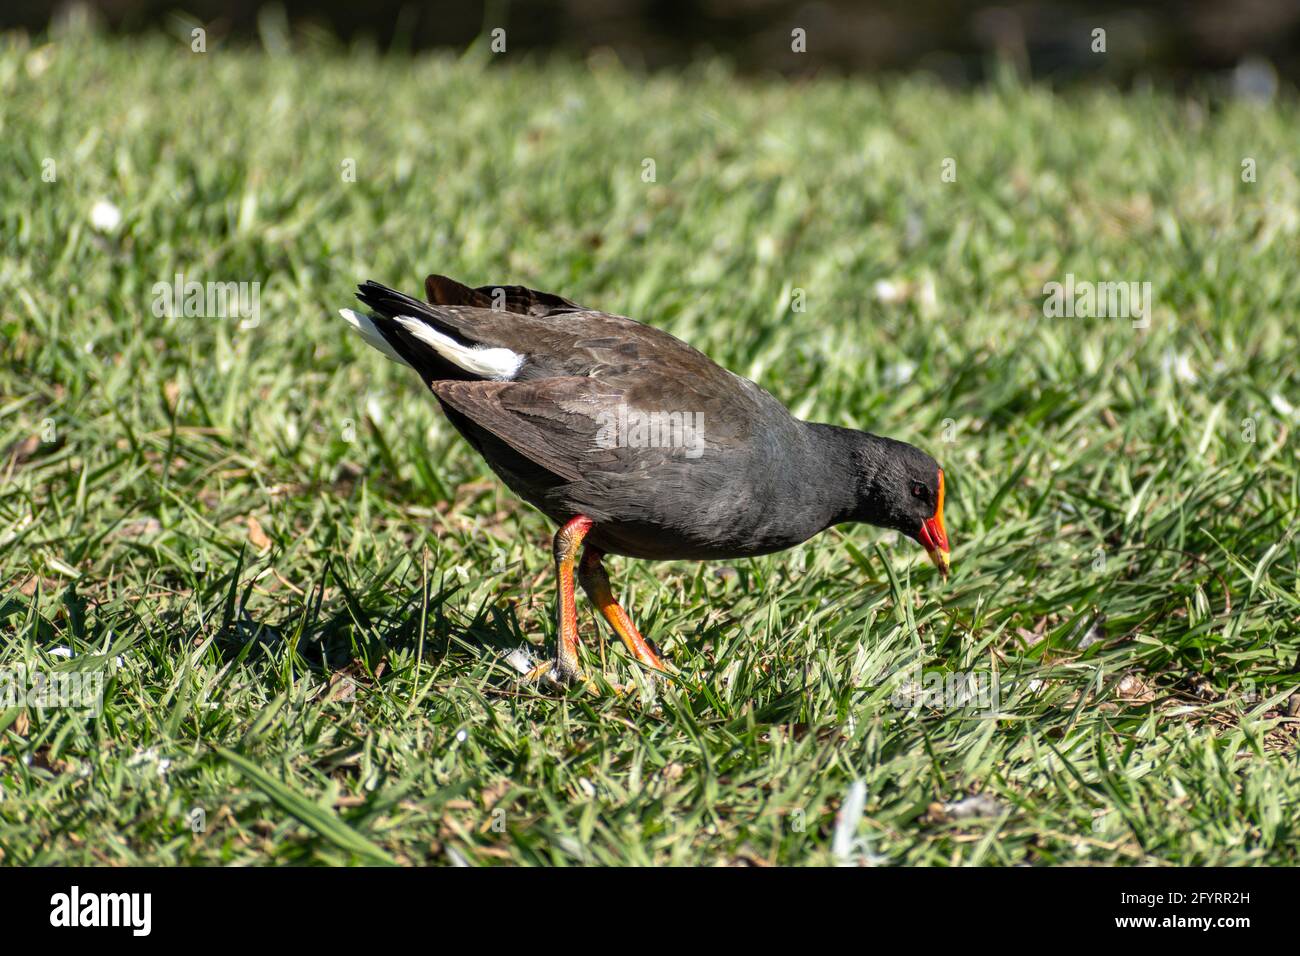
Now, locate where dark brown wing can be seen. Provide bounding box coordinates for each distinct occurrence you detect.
[424,274,492,309]
[425,273,583,317]
[358,279,760,405]
[429,377,626,483]
[360,277,787,494]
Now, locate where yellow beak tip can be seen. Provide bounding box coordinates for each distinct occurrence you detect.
[928,549,951,578]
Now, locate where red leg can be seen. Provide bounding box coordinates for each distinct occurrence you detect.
[550,515,593,682]
[578,546,673,676]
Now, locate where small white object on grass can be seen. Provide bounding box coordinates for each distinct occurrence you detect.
[832,779,883,865]
[1160,348,1197,384]
[45,644,127,667]
[126,748,172,777]
[504,646,564,687]
[504,647,538,675]
[941,792,1005,820]
[873,279,907,304]
[883,360,916,386]
[89,199,122,233]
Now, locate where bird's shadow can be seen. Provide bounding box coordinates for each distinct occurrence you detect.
[185,553,541,693]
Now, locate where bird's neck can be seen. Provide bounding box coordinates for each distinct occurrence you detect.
[801,422,896,529]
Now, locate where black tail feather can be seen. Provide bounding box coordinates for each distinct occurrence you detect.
[356,280,450,327]
[354,281,477,383]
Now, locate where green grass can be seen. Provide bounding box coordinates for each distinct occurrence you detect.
[2,29,1299,866]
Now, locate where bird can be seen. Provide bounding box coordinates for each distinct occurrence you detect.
[339,274,950,686]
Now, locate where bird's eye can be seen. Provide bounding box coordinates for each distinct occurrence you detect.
[911,482,927,499]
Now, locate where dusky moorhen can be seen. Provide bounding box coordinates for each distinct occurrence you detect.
[340,275,950,684]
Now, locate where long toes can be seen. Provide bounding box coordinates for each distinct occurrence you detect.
[522,661,574,688]
[553,659,589,687]
[522,661,555,683]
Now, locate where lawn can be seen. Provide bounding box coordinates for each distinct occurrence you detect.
[2,28,1298,866]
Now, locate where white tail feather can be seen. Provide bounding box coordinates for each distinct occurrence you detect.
[392,316,524,381]
[339,308,406,365]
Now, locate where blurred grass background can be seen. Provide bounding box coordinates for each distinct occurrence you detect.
[1,26,1298,864]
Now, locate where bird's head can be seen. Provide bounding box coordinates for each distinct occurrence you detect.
[911,465,950,577]
[851,437,951,577]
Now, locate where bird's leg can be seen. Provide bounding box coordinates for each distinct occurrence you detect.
[543,515,594,684]
[577,546,674,677]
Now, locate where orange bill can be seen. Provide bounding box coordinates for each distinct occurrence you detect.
[918,468,950,577]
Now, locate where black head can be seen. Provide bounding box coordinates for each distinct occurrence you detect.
[850,436,950,576]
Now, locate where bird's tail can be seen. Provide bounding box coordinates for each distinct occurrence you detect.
[339,281,523,382]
